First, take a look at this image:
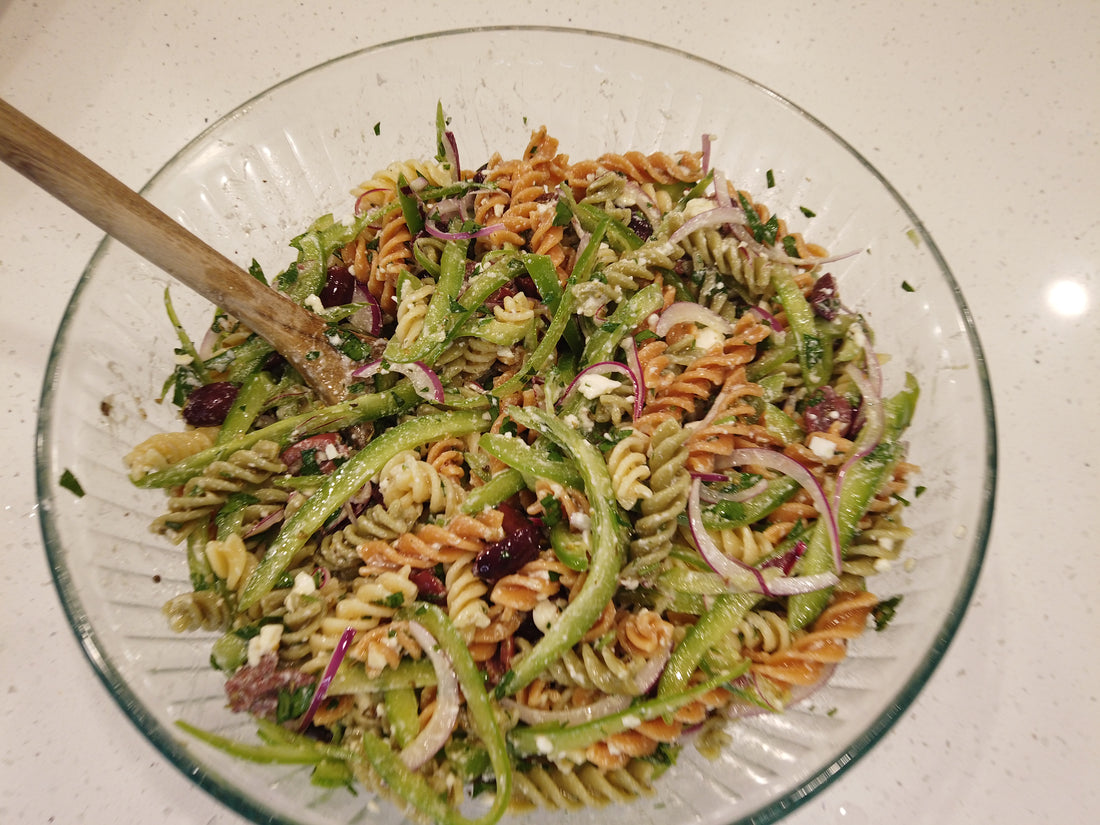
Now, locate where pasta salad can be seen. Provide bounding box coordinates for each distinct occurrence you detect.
[127,109,919,823]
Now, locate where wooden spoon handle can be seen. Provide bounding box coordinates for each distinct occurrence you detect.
[0,97,348,404]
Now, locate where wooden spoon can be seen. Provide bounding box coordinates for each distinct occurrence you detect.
[0,97,349,405]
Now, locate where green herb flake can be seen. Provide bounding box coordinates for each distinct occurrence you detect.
[552,198,573,227]
[275,683,316,724]
[373,122,381,136]
[59,468,85,498]
[901,280,916,293]
[376,592,405,609]
[248,259,268,285]
[305,350,320,361]
[914,485,927,498]
[799,205,816,218]
[781,234,801,258]
[539,495,563,528]
[766,169,776,188]
[873,595,904,631]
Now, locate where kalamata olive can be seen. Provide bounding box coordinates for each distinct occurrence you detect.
[803,386,853,436]
[809,272,841,320]
[628,208,653,241]
[409,569,447,605]
[473,503,543,583]
[182,381,239,427]
[319,265,355,308]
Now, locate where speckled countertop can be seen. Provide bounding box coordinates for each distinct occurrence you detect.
[2,2,1096,823]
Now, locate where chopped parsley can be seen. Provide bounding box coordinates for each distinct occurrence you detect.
[901,280,915,293]
[275,683,316,724]
[799,205,816,218]
[765,169,776,188]
[59,468,85,498]
[873,595,903,631]
[373,121,381,136]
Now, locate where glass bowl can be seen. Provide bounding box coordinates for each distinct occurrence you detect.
[36,26,995,825]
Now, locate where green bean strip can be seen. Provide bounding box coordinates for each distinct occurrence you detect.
[772,266,831,390]
[510,666,747,757]
[386,238,468,364]
[328,658,437,694]
[581,282,664,366]
[573,201,643,253]
[658,592,761,697]
[176,719,357,765]
[163,288,209,384]
[134,382,421,489]
[360,603,512,825]
[383,687,420,748]
[522,252,583,355]
[216,370,276,445]
[695,475,801,530]
[491,220,608,398]
[459,469,526,515]
[746,338,797,383]
[238,411,489,610]
[497,406,627,696]
[787,373,920,629]
[479,433,583,489]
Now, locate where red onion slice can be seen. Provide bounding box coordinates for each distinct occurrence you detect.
[354,188,386,216]
[698,476,769,504]
[689,477,837,597]
[712,168,733,210]
[701,133,714,174]
[441,130,461,179]
[501,693,633,727]
[399,621,461,770]
[713,448,842,575]
[297,627,356,732]
[349,284,383,335]
[654,301,734,338]
[353,358,445,403]
[423,218,505,241]
[668,206,747,246]
[630,643,672,694]
[559,361,644,420]
[748,305,785,332]
[243,508,285,539]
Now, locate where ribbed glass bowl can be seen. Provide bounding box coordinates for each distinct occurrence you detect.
[37,26,995,825]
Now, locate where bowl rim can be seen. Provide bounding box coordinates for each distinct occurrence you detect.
[35,24,997,825]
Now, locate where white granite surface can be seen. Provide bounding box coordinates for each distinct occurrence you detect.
[1,2,1096,823]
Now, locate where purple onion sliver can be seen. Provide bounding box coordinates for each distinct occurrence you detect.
[297,626,356,732]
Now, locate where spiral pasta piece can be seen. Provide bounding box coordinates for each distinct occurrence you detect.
[627,419,690,575]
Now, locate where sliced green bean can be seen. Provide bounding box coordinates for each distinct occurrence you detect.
[787,373,920,629]
[497,406,627,696]
[134,382,420,489]
[238,410,489,609]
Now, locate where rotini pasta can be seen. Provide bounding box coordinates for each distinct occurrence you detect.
[139,118,919,824]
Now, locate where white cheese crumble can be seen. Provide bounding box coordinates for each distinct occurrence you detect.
[292,570,317,596]
[303,294,325,314]
[576,373,622,400]
[532,600,560,633]
[808,435,837,460]
[620,714,641,729]
[694,326,725,351]
[247,623,284,666]
[873,558,892,573]
[535,735,554,755]
[569,512,591,532]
